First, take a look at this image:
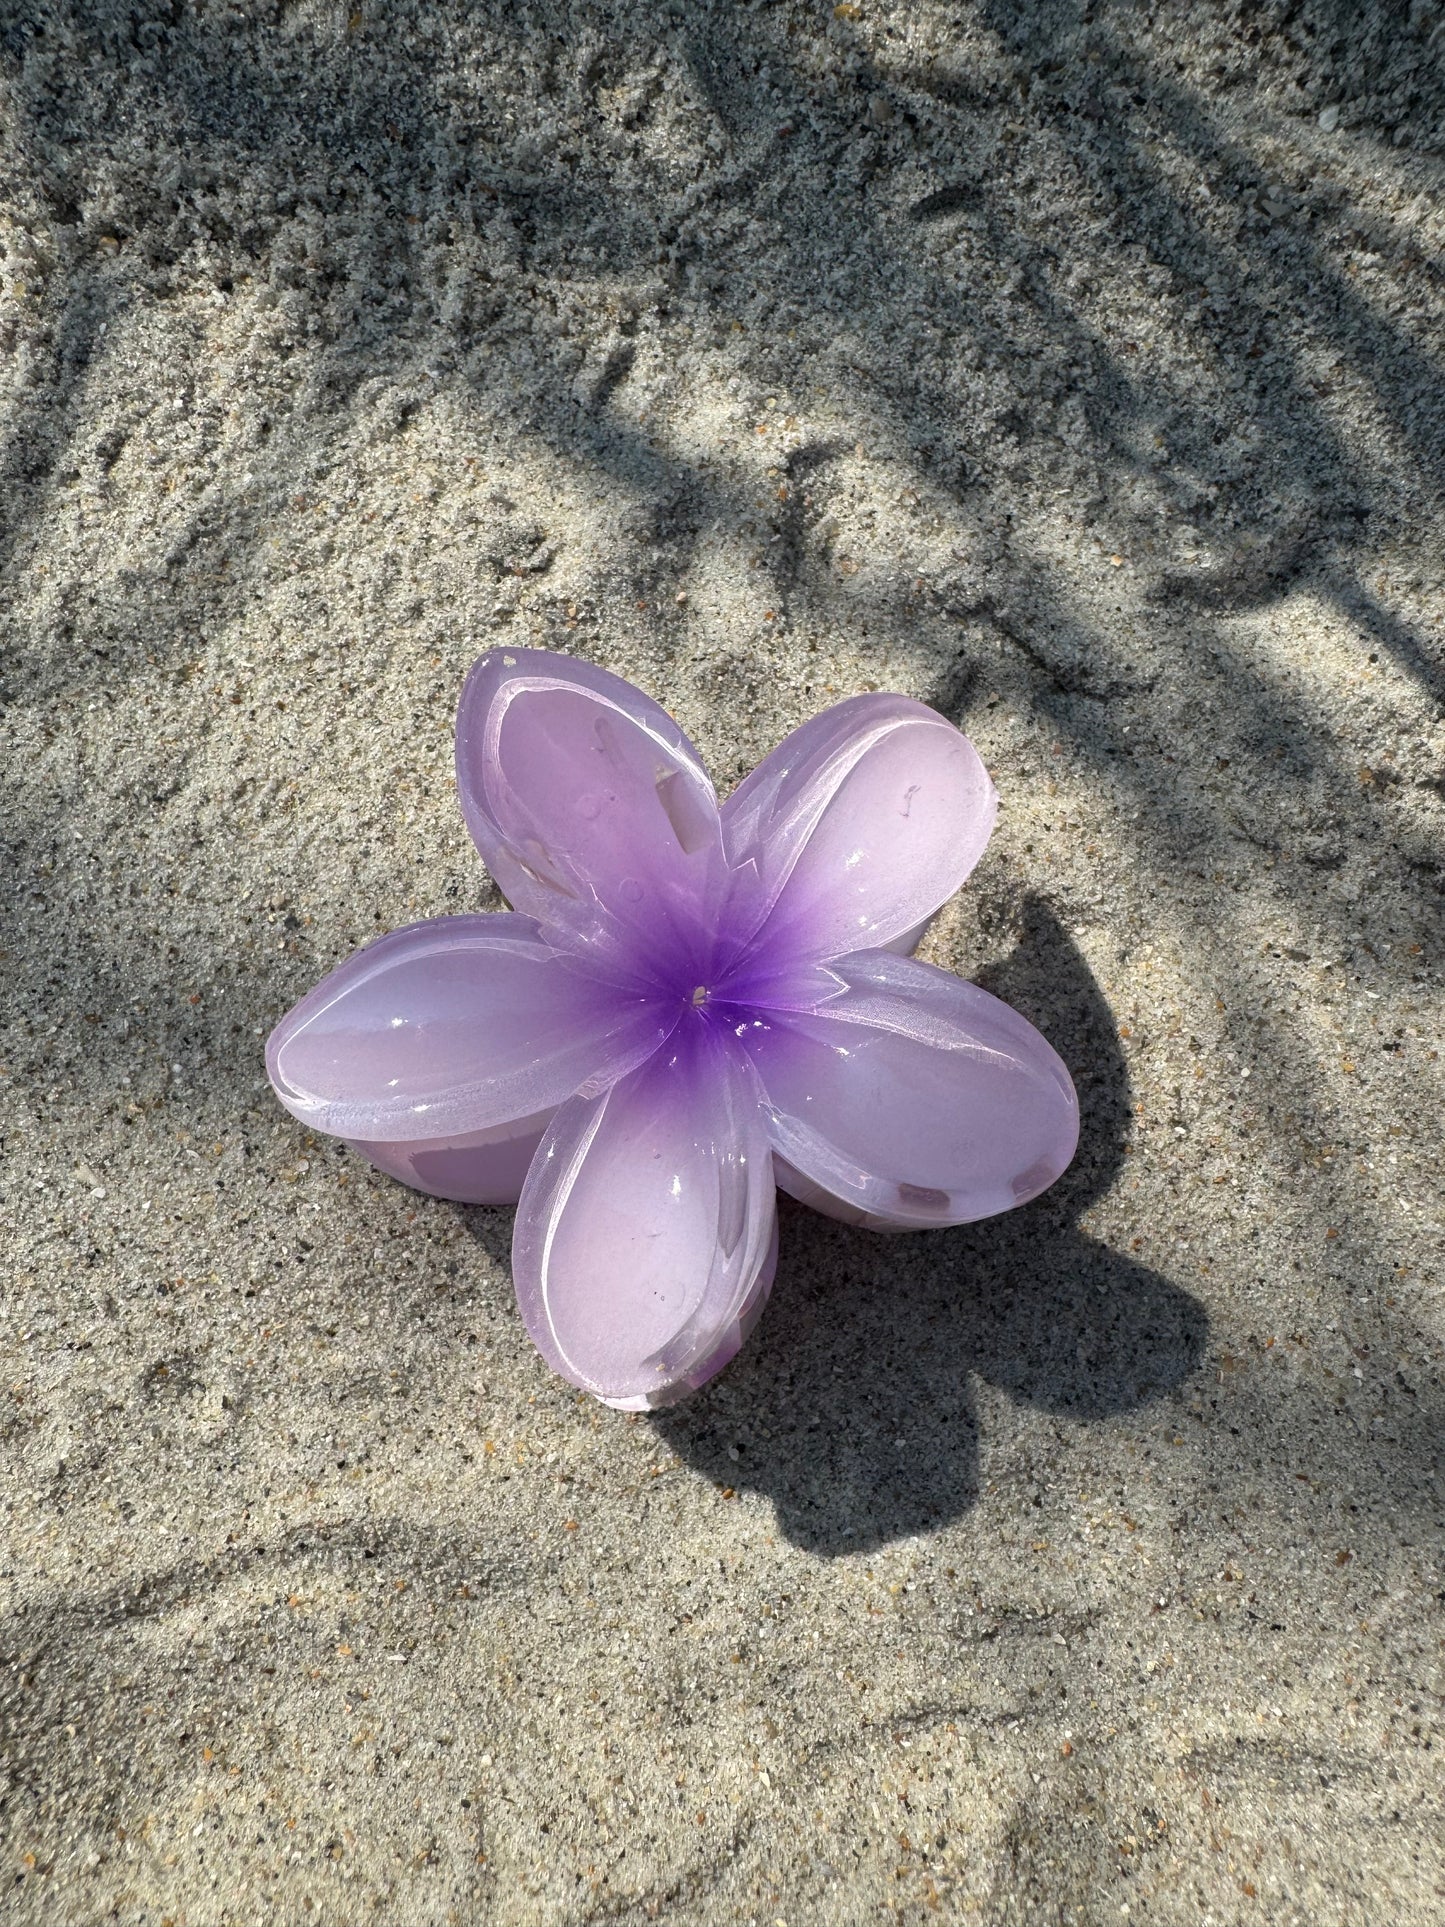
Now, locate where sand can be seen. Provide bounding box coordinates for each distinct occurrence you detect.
[3,1,1443,1920]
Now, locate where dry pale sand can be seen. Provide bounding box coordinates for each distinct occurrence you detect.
[2,2,1444,1922]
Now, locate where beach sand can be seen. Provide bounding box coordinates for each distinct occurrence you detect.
[2,2,1443,1920]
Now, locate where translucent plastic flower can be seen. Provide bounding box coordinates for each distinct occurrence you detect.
[267,649,1079,1408]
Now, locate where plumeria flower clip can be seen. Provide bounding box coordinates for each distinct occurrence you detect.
[267,649,1079,1409]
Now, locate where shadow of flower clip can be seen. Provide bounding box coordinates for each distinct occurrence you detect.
[266,649,1080,1408]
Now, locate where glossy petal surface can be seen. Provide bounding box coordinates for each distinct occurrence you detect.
[267,914,664,1142]
[455,648,725,984]
[741,949,1078,1229]
[513,1019,776,1408]
[721,692,996,963]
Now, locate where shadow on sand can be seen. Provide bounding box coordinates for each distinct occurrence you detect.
[650,898,1208,1554]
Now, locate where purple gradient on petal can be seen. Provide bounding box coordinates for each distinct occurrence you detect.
[455,649,727,987]
[512,1018,776,1409]
[721,691,997,964]
[740,949,1079,1229]
[267,648,1081,1408]
[266,914,667,1142]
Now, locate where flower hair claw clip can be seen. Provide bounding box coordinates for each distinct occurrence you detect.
[267,650,1079,1408]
